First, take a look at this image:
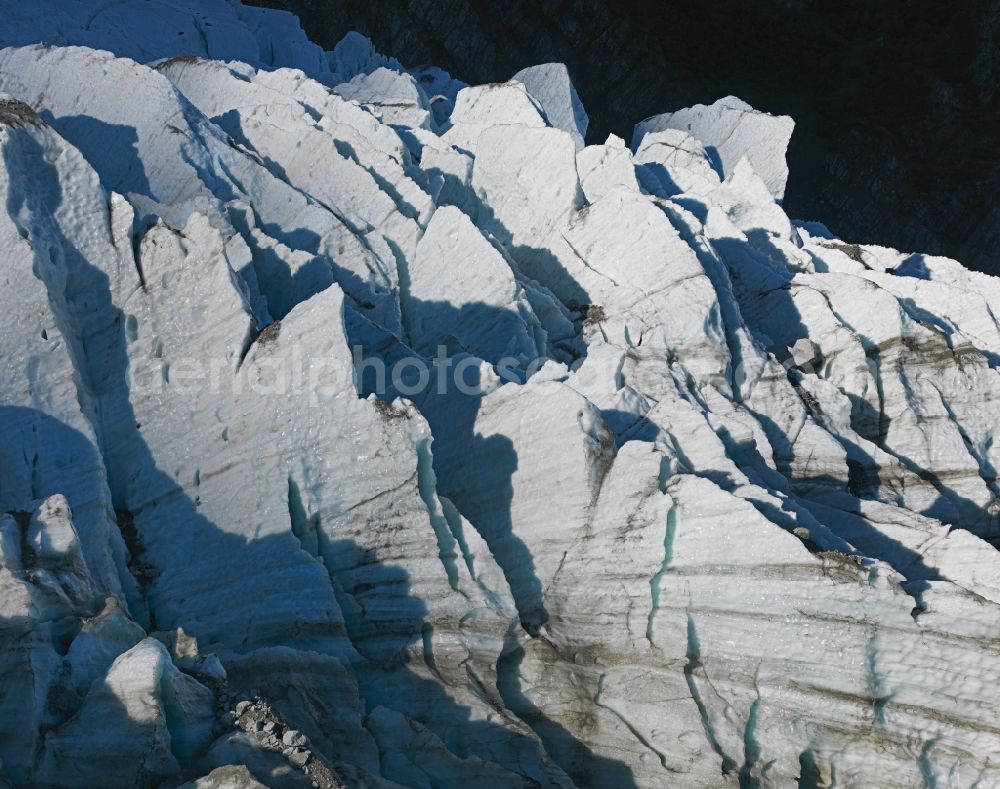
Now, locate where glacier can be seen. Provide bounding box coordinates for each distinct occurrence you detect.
[1,1,1000,787]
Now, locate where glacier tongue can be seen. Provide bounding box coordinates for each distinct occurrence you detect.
[2,3,1000,787]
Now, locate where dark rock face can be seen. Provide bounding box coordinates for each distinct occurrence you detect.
[249,0,1000,274]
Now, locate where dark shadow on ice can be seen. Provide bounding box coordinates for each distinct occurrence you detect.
[634,161,682,197]
[3,129,332,645]
[676,194,993,535]
[414,361,548,636]
[37,113,153,200]
[34,109,390,331]
[347,301,637,783]
[348,300,553,633]
[702,144,726,180]
[2,131,621,786]
[497,638,640,789]
[455,170,594,335]
[214,108,292,183]
[0,408,215,787]
[320,537,606,787]
[342,179,600,639]
[0,405,594,787]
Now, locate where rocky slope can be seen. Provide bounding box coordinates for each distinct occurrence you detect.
[1,1,1000,787]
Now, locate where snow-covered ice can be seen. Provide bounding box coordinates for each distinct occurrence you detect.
[1,2,1000,787]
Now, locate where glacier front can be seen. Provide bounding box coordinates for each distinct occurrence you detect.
[1,2,1000,787]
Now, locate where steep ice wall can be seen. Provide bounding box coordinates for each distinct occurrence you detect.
[1,3,1000,788]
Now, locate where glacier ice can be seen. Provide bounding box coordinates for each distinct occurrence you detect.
[633,96,795,202]
[1,2,1000,787]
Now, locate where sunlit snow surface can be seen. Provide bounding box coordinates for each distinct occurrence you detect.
[2,2,1000,786]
